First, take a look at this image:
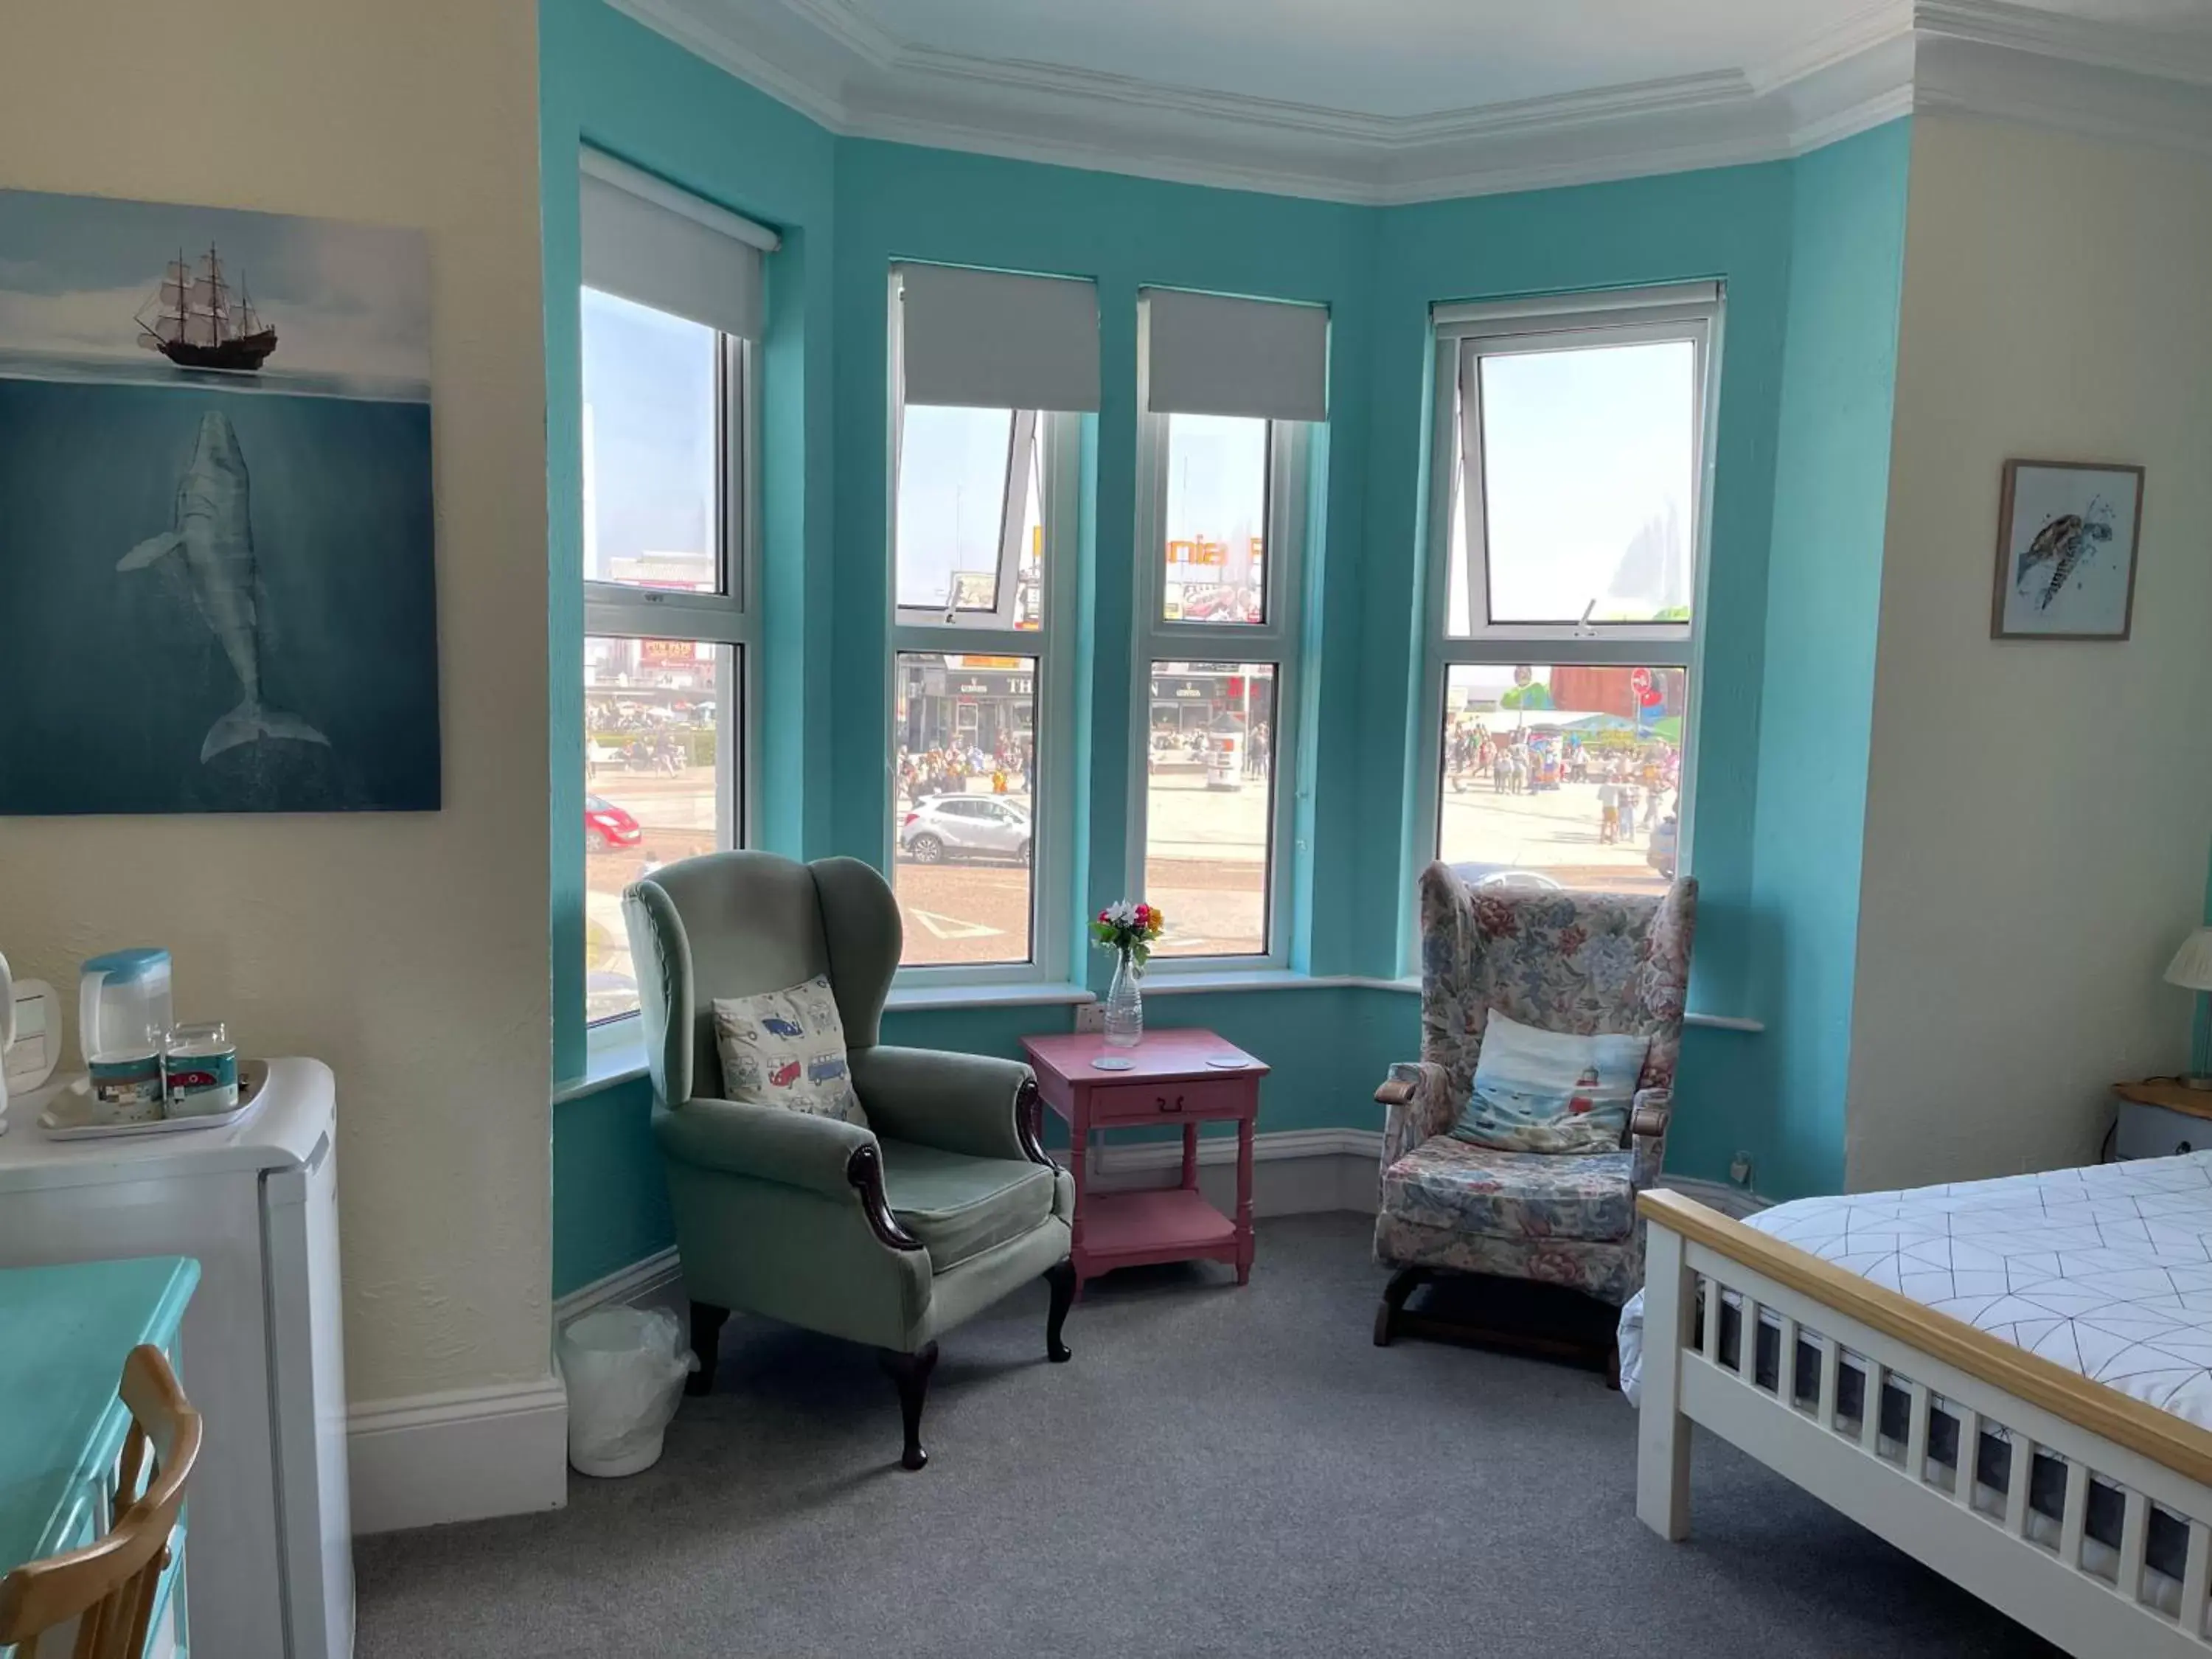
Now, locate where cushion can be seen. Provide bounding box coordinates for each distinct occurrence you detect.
[712,975,866,1127]
[877,1138,1056,1272]
[1453,1010,1649,1155]
[1382,1137,1637,1244]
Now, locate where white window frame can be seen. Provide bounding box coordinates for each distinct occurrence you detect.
[886,407,1080,988]
[1129,413,1310,970]
[582,309,760,1020]
[1411,283,1723,961]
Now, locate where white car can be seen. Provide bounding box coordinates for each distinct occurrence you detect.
[899,796,1032,864]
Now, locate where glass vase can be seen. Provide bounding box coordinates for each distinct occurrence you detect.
[1102,948,1143,1047]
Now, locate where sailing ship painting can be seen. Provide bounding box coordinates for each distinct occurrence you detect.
[136,243,279,373]
[0,186,439,814]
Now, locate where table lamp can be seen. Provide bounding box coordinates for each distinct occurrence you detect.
[2164,927,2212,1089]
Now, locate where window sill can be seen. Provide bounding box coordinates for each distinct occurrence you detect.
[1141,969,1407,996]
[884,980,1094,1013]
[554,1017,650,1105]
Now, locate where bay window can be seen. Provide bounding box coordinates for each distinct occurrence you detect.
[577,151,769,1021]
[1132,288,1326,966]
[1419,284,1720,908]
[889,263,1093,980]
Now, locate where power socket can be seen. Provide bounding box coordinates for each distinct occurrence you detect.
[1072,1001,1106,1034]
[1729,1151,1754,1189]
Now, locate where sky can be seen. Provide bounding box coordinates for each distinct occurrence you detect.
[582,286,717,585]
[1446,338,1694,630]
[0,187,430,384]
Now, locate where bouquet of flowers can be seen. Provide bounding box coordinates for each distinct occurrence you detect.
[1089,899,1165,967]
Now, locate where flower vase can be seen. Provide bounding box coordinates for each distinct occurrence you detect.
[1102,949,1143,1047]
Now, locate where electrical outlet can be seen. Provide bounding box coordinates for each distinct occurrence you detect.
[1729,1152,1754,1189]
[1072,1001,1106,1034]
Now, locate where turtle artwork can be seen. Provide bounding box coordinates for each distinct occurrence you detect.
[1991,460,2145,641]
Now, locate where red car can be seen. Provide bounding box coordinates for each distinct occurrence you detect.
[585,793,642,853]
[768,1060,802,1088]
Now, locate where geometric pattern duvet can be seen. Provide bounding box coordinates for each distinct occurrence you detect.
[1748,1152,2212,1430]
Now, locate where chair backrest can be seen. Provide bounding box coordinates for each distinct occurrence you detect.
[0,1345,201,1659]
[625,850,903,1107]
[1416,862,1698,1119]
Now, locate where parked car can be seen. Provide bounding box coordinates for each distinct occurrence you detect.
[1447,860,1565,892]
[585,793,643,853]
[1647,814,1679,879]
[897,796,1032,865]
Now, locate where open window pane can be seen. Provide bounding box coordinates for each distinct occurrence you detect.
[897,406,1015,613]
[893,653,1037,967]
[584,638,735,1022]
[581,287,720,594]
[1162,414,1268,625]
[1144,662,1276,957]
[1436,662,1686,894]
[1456,340,1695,631]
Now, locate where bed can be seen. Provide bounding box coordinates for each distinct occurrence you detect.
[1627,1154,2212,1658]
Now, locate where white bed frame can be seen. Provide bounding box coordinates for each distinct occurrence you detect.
[1637,1189,2212,1658]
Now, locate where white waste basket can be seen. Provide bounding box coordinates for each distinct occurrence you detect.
[557,1307,696,1477]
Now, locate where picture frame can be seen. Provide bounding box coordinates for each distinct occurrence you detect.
[1990,459,2145,641]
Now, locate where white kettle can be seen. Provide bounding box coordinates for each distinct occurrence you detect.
[79,947,174,1068]
[0,950,13,1131]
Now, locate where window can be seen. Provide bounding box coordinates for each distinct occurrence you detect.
[578,153,772,1022]
[1132,289,1325,966]
[889,264,1095,979]
[1421,285,1719,904]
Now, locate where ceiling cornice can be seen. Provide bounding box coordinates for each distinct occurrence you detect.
[602,0,2212,203]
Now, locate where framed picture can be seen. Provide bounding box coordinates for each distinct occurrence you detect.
[1991,459,2145,641]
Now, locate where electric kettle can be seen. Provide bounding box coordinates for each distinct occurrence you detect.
[80,947,174,1068]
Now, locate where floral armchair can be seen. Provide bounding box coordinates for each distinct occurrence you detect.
[1372,863,1697,1372]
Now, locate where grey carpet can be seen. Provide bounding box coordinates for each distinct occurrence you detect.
[355,1214,2064,1658]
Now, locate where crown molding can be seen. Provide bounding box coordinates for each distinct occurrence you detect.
[602,0,2212,203]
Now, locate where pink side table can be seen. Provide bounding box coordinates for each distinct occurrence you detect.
[1020,1029,1266,1294]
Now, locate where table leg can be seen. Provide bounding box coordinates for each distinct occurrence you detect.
[1181,1121,1198,1191]
[1236,1109,1255,1284]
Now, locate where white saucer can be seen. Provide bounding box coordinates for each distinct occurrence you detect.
[1091,1055,1137,1071]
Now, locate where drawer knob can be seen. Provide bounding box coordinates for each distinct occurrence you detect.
[1159,1093,1185,1113]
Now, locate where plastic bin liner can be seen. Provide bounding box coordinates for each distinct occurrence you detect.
[558,1307,697,1477]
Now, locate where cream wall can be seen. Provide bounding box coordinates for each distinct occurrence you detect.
[0,1,553,1403]
[1846,114,2212,1189]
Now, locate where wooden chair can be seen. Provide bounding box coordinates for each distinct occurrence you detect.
[0,1345,202,1659]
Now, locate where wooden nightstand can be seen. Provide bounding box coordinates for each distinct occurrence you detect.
[2111,1079,2212,1159]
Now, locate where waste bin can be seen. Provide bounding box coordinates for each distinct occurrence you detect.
[557,1307,696,1477]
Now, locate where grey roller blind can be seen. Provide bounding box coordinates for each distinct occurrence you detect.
[897,263,1099,412]
[580,150,776,341]
[1144,288,1328,422]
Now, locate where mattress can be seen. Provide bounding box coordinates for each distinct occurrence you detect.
[1618,1155,2212,1604]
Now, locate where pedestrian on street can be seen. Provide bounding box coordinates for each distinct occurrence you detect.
[1618,782,1640,842]
[1598,779,1619,844]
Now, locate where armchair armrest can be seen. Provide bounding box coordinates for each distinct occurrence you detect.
[655,1096,873,1198]
[848,1046,1046,1166]
[1378,1060,1458,1166]
[1627,1086,1672,1189]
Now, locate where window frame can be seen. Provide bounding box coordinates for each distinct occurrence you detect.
[580,312,760,1024]
[886,406,1080,989]
[1411,283,1724,961]
[1128,412,1310,971]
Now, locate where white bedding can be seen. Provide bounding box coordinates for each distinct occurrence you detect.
[1621,1153,2212,1427]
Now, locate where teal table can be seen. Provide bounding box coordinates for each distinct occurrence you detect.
[0,1256,198,1643]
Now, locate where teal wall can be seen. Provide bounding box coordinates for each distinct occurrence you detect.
[1744,121,1914,1197]
[540,0,1913,1297]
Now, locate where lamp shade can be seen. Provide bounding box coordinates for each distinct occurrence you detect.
[2167,928,2212,992]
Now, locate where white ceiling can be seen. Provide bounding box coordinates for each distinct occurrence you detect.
[616,0,2212,201]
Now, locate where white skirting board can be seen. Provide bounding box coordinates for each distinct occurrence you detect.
[347,1375,568,1536]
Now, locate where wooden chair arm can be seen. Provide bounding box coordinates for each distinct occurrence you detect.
[1375,1077,1418,1107]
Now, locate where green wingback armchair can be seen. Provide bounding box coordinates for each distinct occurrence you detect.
[623,850,1076,1470]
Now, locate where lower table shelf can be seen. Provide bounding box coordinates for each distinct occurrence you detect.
[1079,1187,1237,1265]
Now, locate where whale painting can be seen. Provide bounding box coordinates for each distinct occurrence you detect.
[121,411,333,762]
[0,185,437,813]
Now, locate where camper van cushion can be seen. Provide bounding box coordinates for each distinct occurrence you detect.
[711,976,867,1127]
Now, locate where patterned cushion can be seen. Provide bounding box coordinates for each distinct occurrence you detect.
[1381,1135,1637,1244]
[711,975,866,1127]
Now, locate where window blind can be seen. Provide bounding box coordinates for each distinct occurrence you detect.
[580,150,777,342]
[1143,288,1328,422]
[897,264,1099,413]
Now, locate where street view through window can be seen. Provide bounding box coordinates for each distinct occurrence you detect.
[1436,333,1698,895]
[580,285,736,1021]
[1144,662,1276,956]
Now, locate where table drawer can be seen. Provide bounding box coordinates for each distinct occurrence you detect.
[1086,1078,1249,1124]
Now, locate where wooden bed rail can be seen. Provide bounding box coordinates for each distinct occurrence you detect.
[1638,1188,2212,1490]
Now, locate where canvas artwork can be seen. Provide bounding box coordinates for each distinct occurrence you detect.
[1990,459,2145,641]
[0,187,439,813]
